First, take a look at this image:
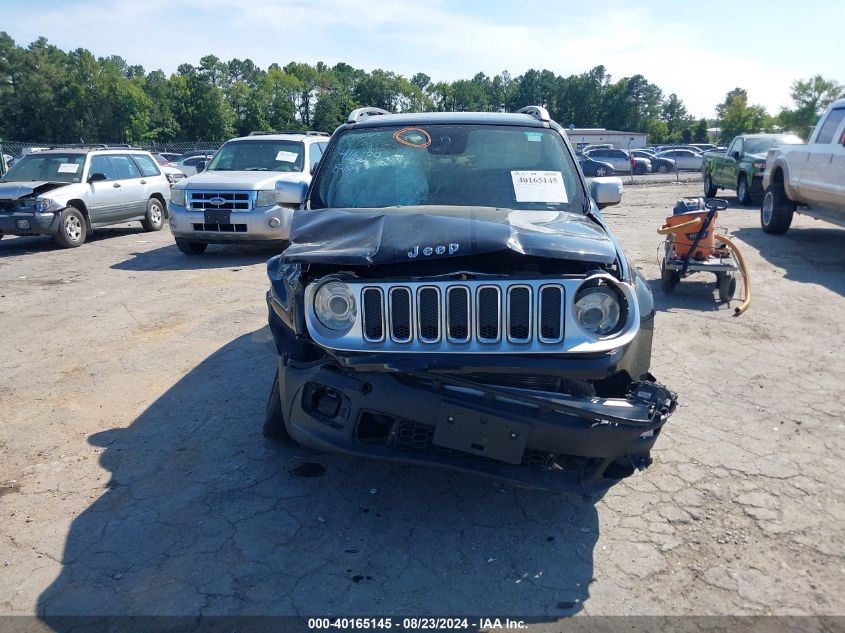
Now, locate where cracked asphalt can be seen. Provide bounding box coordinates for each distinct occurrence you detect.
[0,181,843,623]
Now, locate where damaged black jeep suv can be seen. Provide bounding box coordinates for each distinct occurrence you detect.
[264,105,676,494]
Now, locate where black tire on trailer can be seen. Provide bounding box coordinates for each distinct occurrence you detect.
[54,205,87,248]
[175,238,208,254]
[661,264,681,295]
[717,273,737,302]
[761,180,796,235]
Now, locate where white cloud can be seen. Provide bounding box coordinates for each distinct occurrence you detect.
[3,0,828,118]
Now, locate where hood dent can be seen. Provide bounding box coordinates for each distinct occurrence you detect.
[0,181,67,199]
[282,208,619,266]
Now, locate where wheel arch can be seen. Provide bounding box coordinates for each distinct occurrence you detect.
[150,193,169,218]
[771,162,798,200]
[66,199,92,233]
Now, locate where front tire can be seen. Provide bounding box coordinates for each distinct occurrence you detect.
[737,175,752,206]
[761,181,795,234]
[175,238,208,254]
[703,172,718,197]
[657,164,669,174]
[595,166,608,177]
[141,197,165,232]
[263,372,294,443]
[54,206,87,248]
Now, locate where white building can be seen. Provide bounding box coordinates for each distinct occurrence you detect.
[564,128,648,150]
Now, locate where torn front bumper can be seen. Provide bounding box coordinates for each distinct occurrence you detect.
[276,356,676,495]
[0,210,57,236]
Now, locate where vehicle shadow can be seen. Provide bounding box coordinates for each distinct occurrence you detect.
[0,226,159,256]
[733,226,845,297]
[38,328,598,626]
[112,243,285,272]
[0,234,61,255]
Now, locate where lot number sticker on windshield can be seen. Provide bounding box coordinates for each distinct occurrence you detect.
[57,163,80,174]
[511,171,568,203]
[275,151,298,163]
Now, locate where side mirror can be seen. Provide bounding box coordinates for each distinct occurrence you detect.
[590,176,623,209]
[195,160,206,172]
[88,172,108,183]
[275,180,308,206]
[731,151,740,160]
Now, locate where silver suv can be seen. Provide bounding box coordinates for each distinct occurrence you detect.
[0,148,171,248]
[168,131,329,254]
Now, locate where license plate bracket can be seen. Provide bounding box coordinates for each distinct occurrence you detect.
[433,402,528,465]
[204,209,231,224]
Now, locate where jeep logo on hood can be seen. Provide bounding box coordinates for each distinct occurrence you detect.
[408,243,460,258]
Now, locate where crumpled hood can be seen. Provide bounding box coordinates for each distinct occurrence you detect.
[0,181,66,200]
[282,207,618,265]
[179,170,305,191]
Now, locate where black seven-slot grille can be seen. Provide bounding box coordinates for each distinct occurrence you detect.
[188,191,252,211]
[362,283,565,346]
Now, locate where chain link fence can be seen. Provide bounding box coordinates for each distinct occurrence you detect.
[0,140,223,162]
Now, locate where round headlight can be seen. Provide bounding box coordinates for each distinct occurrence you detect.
[574,285,623,336]
[314,281,357,332]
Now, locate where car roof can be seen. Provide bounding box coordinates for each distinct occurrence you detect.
[351,111,548,129]
[735,133,797,139]
[21,148,153,156]
[225,133,327,142]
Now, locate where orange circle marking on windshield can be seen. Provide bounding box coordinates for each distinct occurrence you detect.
[393,127,431,148]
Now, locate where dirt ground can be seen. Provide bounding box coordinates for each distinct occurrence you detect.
[1,181,843,624]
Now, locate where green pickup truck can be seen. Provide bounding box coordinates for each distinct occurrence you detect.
[702,133,803,205]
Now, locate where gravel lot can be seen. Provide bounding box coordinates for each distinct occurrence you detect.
[1,181,843,623]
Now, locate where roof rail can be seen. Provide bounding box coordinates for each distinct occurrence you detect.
[518,105,551,123]
[248,130,329,137]
[347,107,390,124]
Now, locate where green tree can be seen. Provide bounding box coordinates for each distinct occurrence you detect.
[661,93,688,136]
[719,91,772,143]
[778,75,844,139]
[692,118,709,143]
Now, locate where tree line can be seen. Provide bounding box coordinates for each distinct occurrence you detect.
[0,32,841,145]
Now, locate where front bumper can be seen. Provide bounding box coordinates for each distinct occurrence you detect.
[0,210,58,236]
[276,356,676,495]
[168,202,294,243]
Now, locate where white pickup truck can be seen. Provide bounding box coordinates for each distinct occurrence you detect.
[760,97,845,234]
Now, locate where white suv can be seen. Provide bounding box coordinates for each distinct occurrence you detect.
[167,131,329,254]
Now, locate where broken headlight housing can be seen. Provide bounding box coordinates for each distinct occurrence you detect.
[314,281,357,332]
[35,198,60,213]
[573,283,624,336]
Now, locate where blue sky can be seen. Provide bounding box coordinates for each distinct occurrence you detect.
[2,0,843,120]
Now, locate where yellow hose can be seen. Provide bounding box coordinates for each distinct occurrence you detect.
[714,233,751,316]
